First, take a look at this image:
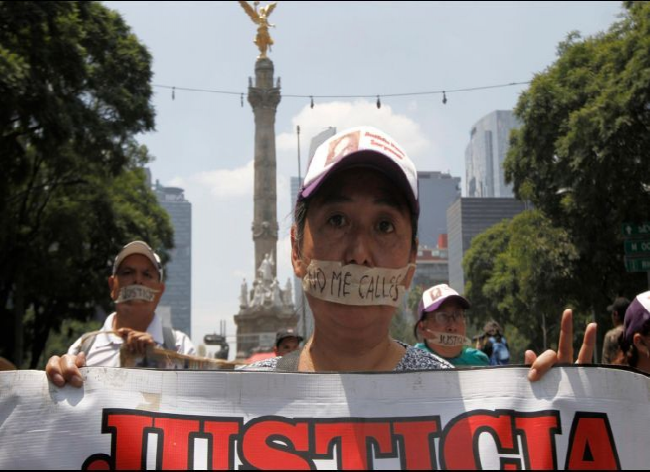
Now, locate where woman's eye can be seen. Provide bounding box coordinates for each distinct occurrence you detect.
[378,220,395,233]
[327,214,346,227]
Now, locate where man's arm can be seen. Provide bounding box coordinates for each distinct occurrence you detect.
[45,328,156,388]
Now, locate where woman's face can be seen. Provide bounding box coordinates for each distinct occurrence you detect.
[292,167,416,332]
[419,299,466,358]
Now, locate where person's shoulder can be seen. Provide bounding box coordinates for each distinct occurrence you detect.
[238,357,279,371]
[67,335,85,355]
[604,325,624,339]
[396,343,453,371]
[170,329,196,355]
[172,328,191,341]
[463,346,490,365]
[413,342,433,354]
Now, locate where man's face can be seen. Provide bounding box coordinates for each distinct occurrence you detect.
[292,167,416,332]
[109,254,165,308]
[276,337,300,357]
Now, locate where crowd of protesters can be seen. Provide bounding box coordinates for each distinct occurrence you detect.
[39,126,648,387]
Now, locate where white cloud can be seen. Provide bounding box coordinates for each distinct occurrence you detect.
[276,99,430,158]
[193,160,254,199]
[167,176,187,188]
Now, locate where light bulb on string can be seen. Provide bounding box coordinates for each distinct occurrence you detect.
[376,95,381,109]
[172,86,175,101]
[241,93,244,107]
[442,91,447,105]
[310,96,314,109]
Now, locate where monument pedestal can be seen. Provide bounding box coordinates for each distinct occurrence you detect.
[234,305,297,359]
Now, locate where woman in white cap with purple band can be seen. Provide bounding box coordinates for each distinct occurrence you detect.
[414,284,490,367]
[246,127,451,372]
[245,127,595,376]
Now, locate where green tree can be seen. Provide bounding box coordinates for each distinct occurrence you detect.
[504,1,650,338]
[0,2,173,367]
[464,211,582,355]
[463,219,511,329]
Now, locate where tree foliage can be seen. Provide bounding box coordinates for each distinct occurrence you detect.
[0,2,173,367]
[504,1,650,337]
[464,211,585,355]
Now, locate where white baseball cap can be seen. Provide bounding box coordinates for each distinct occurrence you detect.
[298,126,419,215]
[418,284,470,322]
[112,241,163,280]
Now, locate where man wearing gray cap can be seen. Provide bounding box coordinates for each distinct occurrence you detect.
[46,241,195,387]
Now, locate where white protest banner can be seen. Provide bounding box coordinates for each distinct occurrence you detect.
[0,366,648,469]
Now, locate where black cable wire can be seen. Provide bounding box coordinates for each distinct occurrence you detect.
[153,81,531,100]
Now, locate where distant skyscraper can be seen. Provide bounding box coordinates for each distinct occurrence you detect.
[417,171,461,248]
[447,198,527,292]
[465,110,520,198]
[154,181,192,337]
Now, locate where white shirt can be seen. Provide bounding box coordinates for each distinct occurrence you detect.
[67,312,196,367]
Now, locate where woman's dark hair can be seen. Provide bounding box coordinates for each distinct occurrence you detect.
[619,318,650,368]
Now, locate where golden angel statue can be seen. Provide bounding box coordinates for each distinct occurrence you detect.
[239,1,277,59]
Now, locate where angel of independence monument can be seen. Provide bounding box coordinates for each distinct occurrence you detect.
[235,1,296,359]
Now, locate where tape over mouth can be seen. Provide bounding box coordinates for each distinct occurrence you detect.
[423,329,471,347]
[302,260,415,308]
[114,285,160,304]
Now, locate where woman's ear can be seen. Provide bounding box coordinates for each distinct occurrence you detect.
[291,225,307,278]
[108,275,118,301]
[633,333,650,357]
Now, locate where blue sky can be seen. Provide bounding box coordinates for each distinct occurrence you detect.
[104,1,623,355]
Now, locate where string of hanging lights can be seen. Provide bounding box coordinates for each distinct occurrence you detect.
[153,80,531,107]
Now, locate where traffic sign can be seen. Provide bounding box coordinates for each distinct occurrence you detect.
[625,258,650,272]
[624,239,650,255]
[622,222,650,237]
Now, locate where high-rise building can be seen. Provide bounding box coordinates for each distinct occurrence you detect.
[465,110,520,198]
[154,181,192,337]
[417,171,461,248]
[447,198,528,292]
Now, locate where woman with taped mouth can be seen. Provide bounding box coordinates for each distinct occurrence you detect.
[414,284,490,367]
[245,126,449,372]
[244,126,596,377]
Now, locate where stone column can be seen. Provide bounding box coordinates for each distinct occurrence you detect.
[248,57,281,277]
